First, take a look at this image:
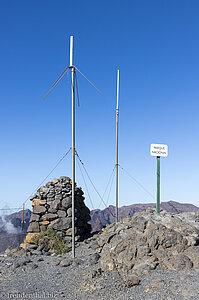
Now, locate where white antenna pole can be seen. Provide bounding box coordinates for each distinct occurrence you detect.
[116,69,119,222]
[70,36,73,66]
[116,69,119,110]
[70,35,75,258]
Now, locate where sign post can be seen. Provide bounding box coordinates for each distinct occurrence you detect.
[150,144,168,213]
[157,156,160,213]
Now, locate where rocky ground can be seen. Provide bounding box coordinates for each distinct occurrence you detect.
[1,209,199,300]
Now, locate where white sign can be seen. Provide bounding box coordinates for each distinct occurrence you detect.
[150,144,168,157]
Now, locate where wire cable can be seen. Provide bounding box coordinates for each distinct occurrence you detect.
[104,168,115,208]
[75,150,115,217]
[0,208,22,211]
[77,159,95,210]
[118,164,155,200]
[16,148,72,212]
[98,166,116,209]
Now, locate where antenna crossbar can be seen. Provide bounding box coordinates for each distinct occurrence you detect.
[75,66,102,94]
[42,67,70,101]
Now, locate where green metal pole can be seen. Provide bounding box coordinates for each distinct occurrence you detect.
[156,156,160,213]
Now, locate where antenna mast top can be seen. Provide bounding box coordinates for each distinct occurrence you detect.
[116,69,120,110]
[70,36,74,67]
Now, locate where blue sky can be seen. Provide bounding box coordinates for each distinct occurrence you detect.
[1,0,199,212]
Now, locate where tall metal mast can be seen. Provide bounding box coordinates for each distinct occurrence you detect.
[70,36,76,258]
[116,69,119,222]
[42,36,102,258]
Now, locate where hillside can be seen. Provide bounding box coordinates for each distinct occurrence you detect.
[0,209,199,299]
[0,201,199,251]
[90,200,199,231]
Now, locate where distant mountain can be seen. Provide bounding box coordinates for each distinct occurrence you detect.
[0,209,31,252]
[0,201,199,252]
[90,201,199,232]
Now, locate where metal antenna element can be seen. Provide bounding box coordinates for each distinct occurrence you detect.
[52,67,69,88]
[116,69,119,222]
[42,68,69,101]
[42,36,102,258]
[75,66,102,94]
[74,71,80,107]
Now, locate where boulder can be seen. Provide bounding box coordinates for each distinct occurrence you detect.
[99,209,199,275]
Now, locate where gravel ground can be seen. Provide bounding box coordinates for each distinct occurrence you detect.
[0,242,199,300]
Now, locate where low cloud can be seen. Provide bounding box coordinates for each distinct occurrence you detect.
[0,206,19,235]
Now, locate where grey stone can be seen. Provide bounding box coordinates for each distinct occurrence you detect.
[37,257,44,262]
[13,259,32,269]
[31,250,42,255]
[59,218,72,230]
[42,213,58,221]
[26,244,37,251]
[57,210,66,218]
[27,222,40,233]
[30,214,40,222]
[39,187,50,195]
[91,268,102,278]
[51,178,59,184]
[62,197,72,209]
[40,225,47,231]
[163,254,193,271]
[37,245,45,251]
[54,259,61,266]
[48,219,59,230]
[48,217,72,231]
[55,194,63,201]
[47,196,55,201]
[60,176,71,181]
[72,258,84,267]
[43,252,50,256]
[126,274,139,287]
[31,263,38,269]
[33,206,46,214]
[48,208,57,213]
[137,245,151,258]
[89,253,100,265]
[88,241,100,250]
[67,207,72,217]
[50,199,60,210]
[59,260,72,267]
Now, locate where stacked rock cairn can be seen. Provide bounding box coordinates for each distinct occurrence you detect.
[23,176,91,250]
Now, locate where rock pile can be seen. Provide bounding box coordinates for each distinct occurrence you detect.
[22,176,91,252]
[92,209,199,275]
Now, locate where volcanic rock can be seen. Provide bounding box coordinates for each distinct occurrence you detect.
[99,209,199,275]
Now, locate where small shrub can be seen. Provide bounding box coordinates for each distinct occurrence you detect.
[31,228,70,255]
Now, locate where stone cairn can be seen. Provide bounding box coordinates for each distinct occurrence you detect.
[22,176,91,251]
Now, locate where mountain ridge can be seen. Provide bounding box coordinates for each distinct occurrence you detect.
[0,200,198,252]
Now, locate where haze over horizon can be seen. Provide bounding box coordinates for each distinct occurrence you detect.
[1,0,199,211]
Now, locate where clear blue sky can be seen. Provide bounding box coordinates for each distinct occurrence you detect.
[1,0,199,212]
